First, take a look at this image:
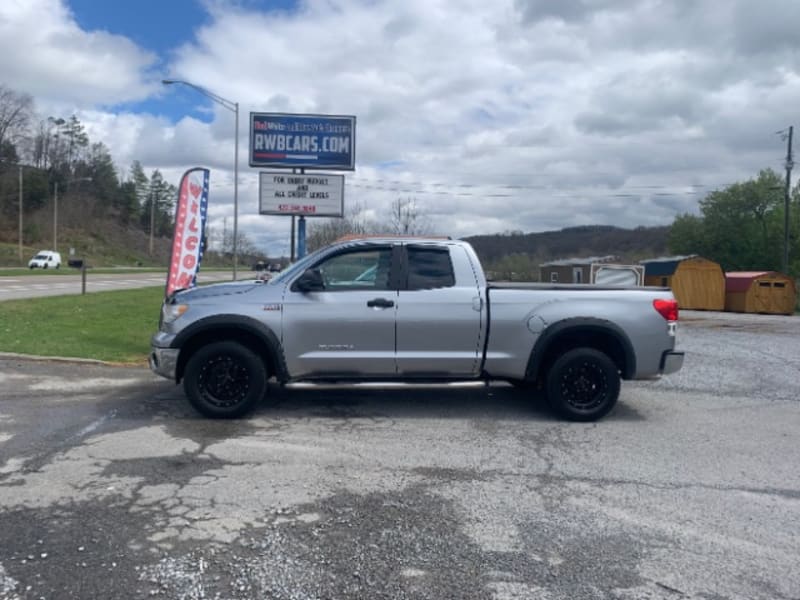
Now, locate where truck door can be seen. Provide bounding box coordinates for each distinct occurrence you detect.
[395,244,483,376]
[281,245,398,377]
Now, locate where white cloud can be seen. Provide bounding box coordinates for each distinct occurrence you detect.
[1,0,799,255]
[0,0,157,107]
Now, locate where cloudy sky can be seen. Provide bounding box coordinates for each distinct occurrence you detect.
[1,0,798,255]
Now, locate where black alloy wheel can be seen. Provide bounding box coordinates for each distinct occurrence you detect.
[183,341,268,418]
[546,347,620,422]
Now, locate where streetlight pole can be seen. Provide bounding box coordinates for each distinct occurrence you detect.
[162,79,240,280]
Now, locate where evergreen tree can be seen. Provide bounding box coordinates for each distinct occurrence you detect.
[71,141,113,217]
[147,169,176,237]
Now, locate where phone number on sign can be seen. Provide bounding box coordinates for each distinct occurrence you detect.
[278,205,317,213]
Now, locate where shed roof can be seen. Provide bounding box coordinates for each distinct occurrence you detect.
[639,254,699,276]
[541,255,619,267]
[725,271,789,293]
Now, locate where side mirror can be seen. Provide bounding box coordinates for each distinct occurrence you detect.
[293,268,325,292]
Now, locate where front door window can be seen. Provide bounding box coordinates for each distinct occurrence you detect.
[281,246,397,377]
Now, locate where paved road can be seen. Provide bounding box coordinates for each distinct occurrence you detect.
[0,271,235,301]
[0,312,799,599]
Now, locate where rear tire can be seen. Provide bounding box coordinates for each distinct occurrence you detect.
[546,347,620,422]
[183,341,268,418]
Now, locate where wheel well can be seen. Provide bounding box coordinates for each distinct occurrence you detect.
[531,328,631,382]
[176,327,277,382]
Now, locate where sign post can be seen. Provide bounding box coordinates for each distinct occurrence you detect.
[298,216,306,258]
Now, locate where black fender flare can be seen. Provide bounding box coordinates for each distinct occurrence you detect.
[525,317,636,381]
[171,315,289,382]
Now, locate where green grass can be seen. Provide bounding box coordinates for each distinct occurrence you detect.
[0,287,164,363]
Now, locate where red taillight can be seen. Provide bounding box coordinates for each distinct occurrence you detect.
[653,298,679,321]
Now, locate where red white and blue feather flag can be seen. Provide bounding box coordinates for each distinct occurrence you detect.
[166,167,210,297]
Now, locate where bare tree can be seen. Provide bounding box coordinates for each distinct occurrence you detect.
[389,197,430,235]
[306,201,377,251]
[0,85,34,162]
[212,222,258,259]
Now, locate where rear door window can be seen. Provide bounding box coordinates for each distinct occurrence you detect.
[406,246,455,290]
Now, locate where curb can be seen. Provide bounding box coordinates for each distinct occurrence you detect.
[0,352,146,368]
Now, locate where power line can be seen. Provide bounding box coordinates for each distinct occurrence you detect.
[346,181,710,199]
[346,176,731,191]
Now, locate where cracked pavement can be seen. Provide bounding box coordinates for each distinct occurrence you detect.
[0,310,799,599]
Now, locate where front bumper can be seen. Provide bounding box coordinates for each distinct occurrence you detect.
[660,350,684,375]
[150,347,179,381]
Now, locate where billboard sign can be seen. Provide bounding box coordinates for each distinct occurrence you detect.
[249,113,356,170]
[259,171,344,217]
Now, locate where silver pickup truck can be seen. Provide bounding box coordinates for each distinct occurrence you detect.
[150,237,683,421]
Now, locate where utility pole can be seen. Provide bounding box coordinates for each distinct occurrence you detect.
[783,125,794,274]
[18,166,23,263]
[53,181,58,251]
[149,188,155,256]
[223,217,228,257]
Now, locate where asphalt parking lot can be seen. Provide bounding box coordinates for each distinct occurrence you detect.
[0,310,798,600]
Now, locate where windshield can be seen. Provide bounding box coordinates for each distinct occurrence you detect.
[268,246,329,286]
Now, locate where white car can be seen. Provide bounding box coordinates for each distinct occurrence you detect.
[28,250,62,269]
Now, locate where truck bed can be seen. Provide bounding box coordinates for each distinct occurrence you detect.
[488,281,670,292]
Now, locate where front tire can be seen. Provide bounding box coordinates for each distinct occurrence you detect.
[183,341,268,418]
[546,347,620,422]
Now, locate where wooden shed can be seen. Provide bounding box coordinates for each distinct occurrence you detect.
[641,255,725,310]
[724,271,797,315]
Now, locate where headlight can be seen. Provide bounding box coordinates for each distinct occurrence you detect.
[162,303,189,324]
